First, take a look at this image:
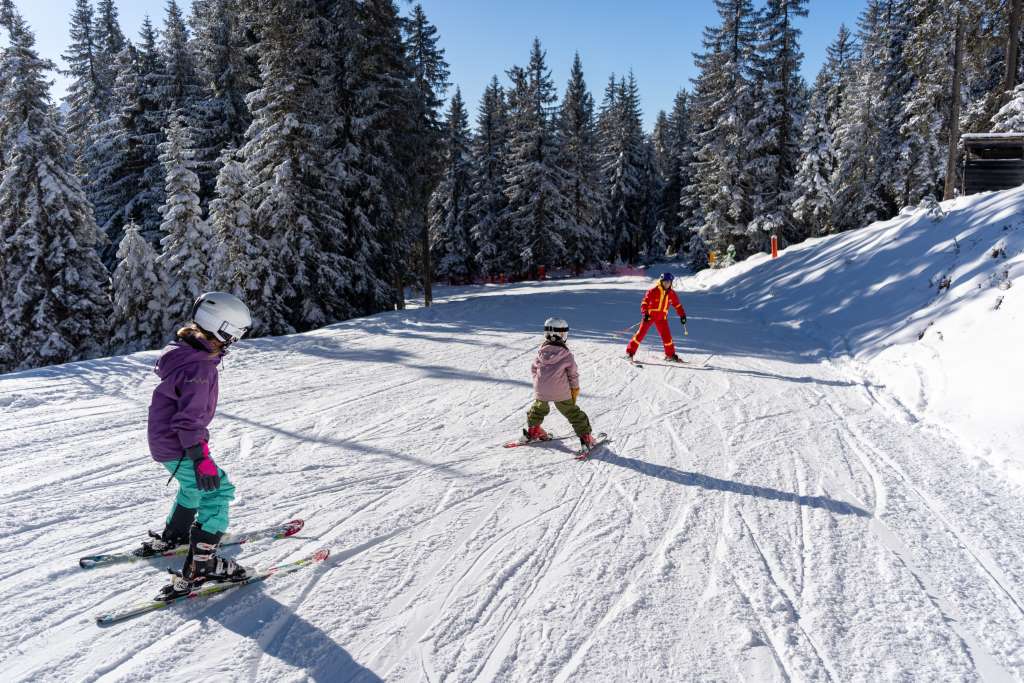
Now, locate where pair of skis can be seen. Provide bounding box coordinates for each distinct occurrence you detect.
[503,431,609,460]
[85,519,329,626]
[627,354,712,369]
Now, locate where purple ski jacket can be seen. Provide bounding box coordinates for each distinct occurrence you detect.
[531,341,580,402]
[147,333,222,462]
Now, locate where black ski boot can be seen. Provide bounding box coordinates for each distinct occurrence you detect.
[664,354,685,363]
[137,504,197,558]
[158,525,249,600]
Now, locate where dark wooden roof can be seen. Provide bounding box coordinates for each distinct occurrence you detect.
[962,133,1024,147]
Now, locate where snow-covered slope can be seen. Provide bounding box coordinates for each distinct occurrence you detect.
[1,188,1023,682]
[691,186,1024,486]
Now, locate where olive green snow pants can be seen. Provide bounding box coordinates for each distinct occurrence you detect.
[527,399,592,437]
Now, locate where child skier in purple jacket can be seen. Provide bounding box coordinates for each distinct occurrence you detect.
[144,292,252,598]
[521,318,597,451]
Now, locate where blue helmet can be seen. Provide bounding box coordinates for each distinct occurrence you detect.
[659,272,674,282]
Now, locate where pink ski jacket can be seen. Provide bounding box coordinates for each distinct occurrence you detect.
[531,341,579,402]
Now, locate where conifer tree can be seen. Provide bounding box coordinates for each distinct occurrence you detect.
[600,73,648,263]
[688,0,759,253]
[791,80,834,235]
[154,116,210,331]
[157,0,202,119]
[61,0,104,164]
[87,21,167,255]
[558,53,602,272]
[331,0,416,314]
[93,0,125,90]
[468,76,512,278]
[832,0,890,231]
[155,115,213,331]
[207,147,262,300]
[664,90,696,252]
[792,25,852,235]
[429,89,475,283]
[190,0,254,204]
[992,82,1024,130]
[747,0,808,246]
[403,3,450,305]
[503,39,571,275]
[112,221,164,351]
[898,0,968,206]
[244,0,367,333]
[0,14,111,371]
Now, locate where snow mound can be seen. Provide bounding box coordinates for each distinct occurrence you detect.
[686,186,1024,485]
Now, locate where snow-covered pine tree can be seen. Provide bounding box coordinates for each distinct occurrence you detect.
[897,0,956,207]
[429,88,475,284]
[558,53,602,273]
[468,76,512,278]
[594,73,618,258]
[112,220,165,352]
[832,0,890,231]
[791,77,834,235]
[403,3,450,306]
[600,73,649,263]
[746,0,808,248]
[875,0,915,213]
[0,0,16,173]
[132,18,169,241]
[0,13,111,372]
[207,146,262,301]
[243,0,357,333]
[92,0,125,99]
[502,39,571,276]
[664,89,696,253]
[687,233,710,271]
[156,1,202,120]
[155,115,213,332]
[959,0,1013,135]
[992,81,1024,130]
[329,0,416,314]
[651,109,678,254]
[792,25,852,235]
[86,21,167,258]
[61,0,105,167]
[189,0,255,205]
[688,0,759,254]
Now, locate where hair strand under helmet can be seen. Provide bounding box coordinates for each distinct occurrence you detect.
[191,292,252,345]
[543,317,569,343]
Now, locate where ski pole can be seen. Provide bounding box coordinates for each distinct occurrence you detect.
[683,322,689,336]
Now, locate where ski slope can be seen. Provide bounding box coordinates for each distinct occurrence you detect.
[1,189,1023,682]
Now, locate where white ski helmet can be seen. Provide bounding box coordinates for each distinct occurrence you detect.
[191,292,252,345]
[543,317,569,343]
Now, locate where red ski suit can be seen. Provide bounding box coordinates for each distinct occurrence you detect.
[626,284,686,357]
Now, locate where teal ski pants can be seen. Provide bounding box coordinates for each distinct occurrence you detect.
[162,461,235,535]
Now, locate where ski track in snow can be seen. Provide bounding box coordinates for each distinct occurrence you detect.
[2,258,1024,680]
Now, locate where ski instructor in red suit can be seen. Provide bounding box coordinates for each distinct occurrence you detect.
[626,272,687,362]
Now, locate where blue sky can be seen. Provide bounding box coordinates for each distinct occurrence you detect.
[26,0,867,131]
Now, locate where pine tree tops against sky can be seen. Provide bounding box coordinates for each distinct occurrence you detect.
[31,0,869,134]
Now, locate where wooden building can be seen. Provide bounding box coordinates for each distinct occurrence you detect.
[961,133,1024,195]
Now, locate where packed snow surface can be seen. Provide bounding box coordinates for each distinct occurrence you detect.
[1,188,1023,681]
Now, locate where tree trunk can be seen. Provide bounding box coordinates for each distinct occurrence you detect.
[1003,0,1023,103]
[420,218,432,307]
[944,13,964,201]
[394,275,405,310]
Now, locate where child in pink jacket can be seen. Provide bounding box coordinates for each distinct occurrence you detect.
[521,318,597,450]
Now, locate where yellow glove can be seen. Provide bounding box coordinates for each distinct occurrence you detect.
[571,387,580,404]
